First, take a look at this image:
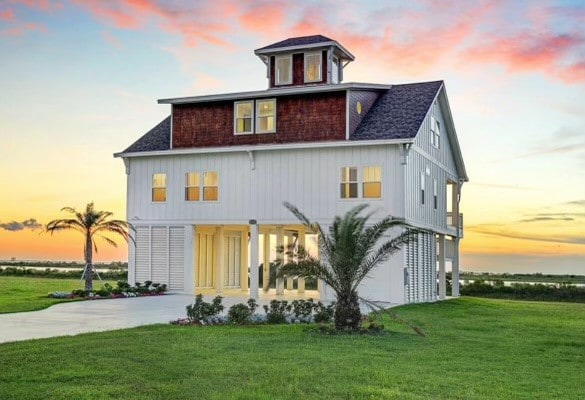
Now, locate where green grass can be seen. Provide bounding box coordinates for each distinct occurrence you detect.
[1,298,583,399]
[0,277,115,314]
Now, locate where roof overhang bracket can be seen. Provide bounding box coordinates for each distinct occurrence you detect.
[247,150,255,170]
[123,158,130,175]
[400,143,412,165]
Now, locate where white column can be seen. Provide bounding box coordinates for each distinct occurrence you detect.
[215,226,224,293]
[275,226,284,295]
[285,232,294,291]
[297,229,305,294]
[240,228,249,292]
[263,232,270,292]
[452,238,460,297]
[249,222,260,300]
[184,225,195,294]
[438,234,446,300]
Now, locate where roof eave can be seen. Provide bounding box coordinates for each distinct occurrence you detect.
[254,40,355,61]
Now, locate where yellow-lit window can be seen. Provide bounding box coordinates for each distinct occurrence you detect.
[235,101,253,134]
[185,172,200,201]
[340,167,358,199]
[203,171,218,201]
[304,52,322,82]
[275,55,292,85]
[256,99,276,133]
[152,173,166,202]
[363,166,381,198]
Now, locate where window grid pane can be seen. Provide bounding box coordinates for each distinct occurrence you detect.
[203,171,219,201]
[152,188,166,202]
[305,53,321,82]
[203,187,218,201]
[185,187,200,201]
[235,102,253,134]
[276,57,291,85]
[256,100,276,133]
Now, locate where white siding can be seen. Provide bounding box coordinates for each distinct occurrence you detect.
[169,227,185,291]
[151,226,168,284]
[405,231,436,304]
[135,226,150,283]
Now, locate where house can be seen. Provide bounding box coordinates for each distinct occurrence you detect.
[114,35,468,305]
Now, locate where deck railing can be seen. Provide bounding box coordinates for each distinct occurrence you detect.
[446,212,464,237]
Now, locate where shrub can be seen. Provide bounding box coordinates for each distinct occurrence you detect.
[263,300,289,324]
[186,295,224,322]
[228,303,253,325]
[314,301,336,323]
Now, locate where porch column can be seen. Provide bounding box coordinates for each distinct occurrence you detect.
[297,229,306,294]
[249,221,259,300]
[452,237,460,297]
[263,232,271,292]
[184,225,195,294]
[275,226,284,295]
[215,226,224,293]
[240,227,248,292]
[285,232,294,291]
[438,234,446,300]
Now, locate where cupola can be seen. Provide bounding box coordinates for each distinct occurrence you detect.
[254,35,355,89]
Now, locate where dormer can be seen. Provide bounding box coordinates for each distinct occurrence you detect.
[254,35,355,89]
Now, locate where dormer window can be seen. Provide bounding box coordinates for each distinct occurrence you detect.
[275,55,292,85]
[255,99,276,133]
[234,101,253,134]
[304,52,322,82]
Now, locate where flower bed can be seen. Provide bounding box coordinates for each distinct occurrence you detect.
[48,280,167,300]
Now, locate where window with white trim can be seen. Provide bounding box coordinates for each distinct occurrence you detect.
[363,166,381,198]
[185,172,200,201]
[255,99,276,133]
[275,55,292,85]
[431,116,440,148]
[420,174,425,205]
[304,52,322,82]
[234,101,253,134]
[340,167,358,199]
[203,171,219,201]
[152,173,166,202]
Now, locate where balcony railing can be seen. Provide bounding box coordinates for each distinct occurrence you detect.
[446,212,464,238]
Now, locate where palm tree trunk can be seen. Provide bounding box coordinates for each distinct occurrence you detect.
[84,233,93,292]
[334,290,362,331]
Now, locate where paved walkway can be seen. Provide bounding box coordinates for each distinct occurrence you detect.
[0,290,322,344]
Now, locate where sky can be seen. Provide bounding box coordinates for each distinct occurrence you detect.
[0,0,584,274]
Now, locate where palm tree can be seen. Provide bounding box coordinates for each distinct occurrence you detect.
[277,202,415,331]
[46,202,132,292]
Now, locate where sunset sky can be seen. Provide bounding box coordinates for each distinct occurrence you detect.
[0,0,583,274]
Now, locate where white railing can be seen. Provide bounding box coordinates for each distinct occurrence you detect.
[446,212,463,237]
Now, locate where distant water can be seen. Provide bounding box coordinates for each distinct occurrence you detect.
[0,265,123,273]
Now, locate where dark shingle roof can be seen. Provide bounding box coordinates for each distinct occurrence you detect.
[352,81,443,140]
[256,35,334,51]
[122,116,170,153]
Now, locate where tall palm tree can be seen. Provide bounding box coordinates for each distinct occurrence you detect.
[46,202,131,292]
[277,202,415,331]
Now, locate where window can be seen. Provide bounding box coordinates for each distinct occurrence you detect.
[431,116,440,148]
[234,101,253,134]
[275,55,292,85]
[420,174,425,205]
[203,171,218,201]
[152,173,166,202]
[185,172,200,201]
[331,56,339,84]
[363,166,381,198]
[256,99,276,133]
[304,52,322,82]
[340,167,358,199]
[433,179,438,210]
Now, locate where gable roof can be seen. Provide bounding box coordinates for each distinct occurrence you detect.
[256,35,334,51]
[122,116,170,153]
[351,81,443,140]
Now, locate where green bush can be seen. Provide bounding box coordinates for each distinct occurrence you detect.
[314,301,335,323]
[227,303,253,325]
[263,300,289,324]
[186,295,224,322]
[461,280,585,303]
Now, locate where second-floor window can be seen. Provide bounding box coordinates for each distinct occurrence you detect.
[203,171,219,201]
[305,52,322,82]
[363,166,381,198]
[420,174,425,205]
[341,166,382,199]
[152,173,166,202]
[340,167,358,199]
[275,55,292,85]
[433,179,438,210]
[256,99,276,133]
[185,172,200,201]
[235,101,253,134]
[431,116,440,148]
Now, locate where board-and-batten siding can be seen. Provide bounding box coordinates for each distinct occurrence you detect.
[405,231,436,304]
[126,145,405,225]
[132,225,186,291]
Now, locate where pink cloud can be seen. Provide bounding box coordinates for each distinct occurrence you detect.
[8,0,63,11]
[1,21,46,36]
[0,9,14,20]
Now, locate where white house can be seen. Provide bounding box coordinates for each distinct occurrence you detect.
[115,35,468,305]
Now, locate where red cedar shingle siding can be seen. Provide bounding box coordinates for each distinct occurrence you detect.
[172,92,346,148]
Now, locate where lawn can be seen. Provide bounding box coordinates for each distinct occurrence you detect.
[1,297,583,399]
[0,277,116,313]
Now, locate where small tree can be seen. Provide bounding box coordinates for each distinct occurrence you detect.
[277,202,414,331]
[45,202,131,292]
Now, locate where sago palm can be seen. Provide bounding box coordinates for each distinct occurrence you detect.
[46,202,131,291]
[277,202,415,331]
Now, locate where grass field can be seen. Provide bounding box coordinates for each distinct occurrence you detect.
[1,297,583,399]
[0,277,116,314]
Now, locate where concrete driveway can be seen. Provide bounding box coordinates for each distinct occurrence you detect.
[0,290,324,344]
